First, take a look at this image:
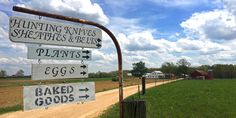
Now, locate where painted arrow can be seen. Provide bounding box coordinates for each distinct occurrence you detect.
[80,71,87,75]
[79,94,89,99]
[79,88,89,92]
[82,55,90,59]
[97,38,102,42]
[80,65,87,69]
[96,43,101,48]
[82,50,90,54]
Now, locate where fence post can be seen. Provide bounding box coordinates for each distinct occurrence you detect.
[142,77,146,95]
[123,100,146,118]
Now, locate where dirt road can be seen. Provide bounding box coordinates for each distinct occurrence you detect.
[0,79,182,118]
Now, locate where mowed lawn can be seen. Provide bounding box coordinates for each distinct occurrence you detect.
[100,79,236,118]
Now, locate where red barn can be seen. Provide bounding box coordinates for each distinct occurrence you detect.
[190,70,213,80]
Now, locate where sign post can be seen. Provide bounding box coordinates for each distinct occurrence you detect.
[13,6,124,118]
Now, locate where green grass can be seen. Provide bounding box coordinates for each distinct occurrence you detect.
[100,79,236,118]
[0,77,112,88]
[0,105,22,115]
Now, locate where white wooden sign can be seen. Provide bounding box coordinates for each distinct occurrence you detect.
[9,16,102,48]
[32,64,88,80]
[28,46,91,60]
[23,82,95,110]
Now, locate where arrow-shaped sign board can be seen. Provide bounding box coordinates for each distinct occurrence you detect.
[28,46,91,60]
[32,64,88,80]
[23,82,95,111]
[9,16,102,48]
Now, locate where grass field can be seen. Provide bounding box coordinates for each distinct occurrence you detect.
[0,77,112,88]
[100,79,236,118]
[0,77,160,115]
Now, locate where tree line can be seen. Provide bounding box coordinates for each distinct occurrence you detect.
[88,70,130,79]
[160,59,236,79]
[211,64,236,78]
[130,59,236,79]
[130,59,191,78]
[0,69,24,77]
[1,59,236,79]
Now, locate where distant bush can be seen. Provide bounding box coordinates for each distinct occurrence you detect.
[112,77,118,81]
[88,70,130,79]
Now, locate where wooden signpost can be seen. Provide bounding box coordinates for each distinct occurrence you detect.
[23,82,95,110]
[28,46,91,60]
[32,64,88,80]
[9,16,102,48]
[12,6,124,118]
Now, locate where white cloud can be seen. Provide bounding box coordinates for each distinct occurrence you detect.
[91,50,106,61]
[115,30,184,69]
[120,32,235,68]
[102,0,139,8]
[0,11,27,56]
[223,0,236,15]
[177,38,203,50]
[178,2,236,66]
[114,27,234,69]
[156,38,181,53]
[0,0,10,5]
[119,31,159,51]
[0,0,111,75]
[109,17,145,35]
[0,57,32,64]
[149,0,210,7]
[0,26,8,41]
[0,12,46,75]
[2,0,236,75]
[176,38,230,53]
[181,9,236,41]
[0,11,9,29]
[18,0,109,25]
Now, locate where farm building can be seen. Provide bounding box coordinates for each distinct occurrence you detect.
[190,70,213,80]
[144,71,165,79]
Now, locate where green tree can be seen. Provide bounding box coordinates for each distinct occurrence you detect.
[176,58,191,77]
[198,65,211,72]
[212,64,236,79]
[15,69,24,77]
[161,62,176,74]
[131,61,148,77]
[0,69,7,77]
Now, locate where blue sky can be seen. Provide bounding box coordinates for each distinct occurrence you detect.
[1,0,236,75]
[93,0,224,39]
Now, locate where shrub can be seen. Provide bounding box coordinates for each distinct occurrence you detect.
[112,77,118,81]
